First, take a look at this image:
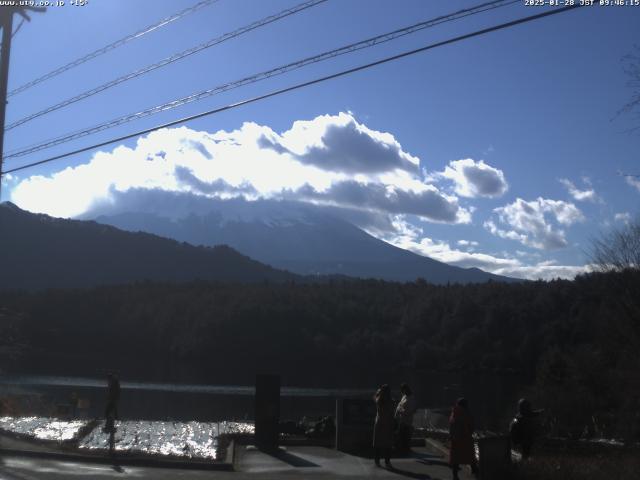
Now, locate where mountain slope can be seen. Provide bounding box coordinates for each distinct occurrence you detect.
[92,199,513,284]
[0,202,296,290]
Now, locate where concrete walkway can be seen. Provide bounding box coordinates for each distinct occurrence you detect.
[235,444,474,479]
[0,444,476,479]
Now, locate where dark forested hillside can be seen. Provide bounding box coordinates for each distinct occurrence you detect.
[1,269,638,439]
[0,202,296,289]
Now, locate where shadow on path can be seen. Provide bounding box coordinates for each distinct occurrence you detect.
[407,451,443,461]
[416,458,451,468]
[385,464,439,480]
[107,425,125,474]
[260,448,320,468]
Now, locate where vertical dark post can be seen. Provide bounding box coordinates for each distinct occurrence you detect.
[335,398,343,451]
[255,374,280,450]
[478,436,512,480]
[0,9,13,199]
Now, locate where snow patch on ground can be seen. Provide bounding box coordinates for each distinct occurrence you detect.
[0,416,86,441]
[0,416,254,460]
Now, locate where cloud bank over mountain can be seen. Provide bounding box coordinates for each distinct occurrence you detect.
[12,113,468,224]
[9,112,587,280]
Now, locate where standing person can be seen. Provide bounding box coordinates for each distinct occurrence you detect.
[394,383,416,454]
[449,397,478,480]
[510,398,543,459]
[373,384,394,468]
[104,373,120,433]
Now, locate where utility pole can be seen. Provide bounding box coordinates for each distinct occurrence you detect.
[0,5,45,200]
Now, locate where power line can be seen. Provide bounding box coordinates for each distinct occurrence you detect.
[7,0,220,98]
[1,4,583,177]
[5,0,328,132]
[4,0,517,159]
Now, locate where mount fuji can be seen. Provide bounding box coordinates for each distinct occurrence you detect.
[88,193,512,284]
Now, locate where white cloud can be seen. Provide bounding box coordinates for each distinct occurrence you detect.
[0,172,17,190]
[457,240,479,247]
[384,217,519,269]
[382,218,587,280]
[484,197,584,250]
[259,112,420,174]
[614,212,631,224]
[496,264,589,281]
[293,181,470,224]
[10,113,469,224]
[436,158,508,198]
[626,176,640,192]
[559,178,599,202]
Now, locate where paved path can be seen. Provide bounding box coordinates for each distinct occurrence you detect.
[0,455,216,479]
[235,444,472,479]
[0,445,475,480]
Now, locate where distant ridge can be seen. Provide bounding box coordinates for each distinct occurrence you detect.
[0,202,296,290]
[89,196,515,284]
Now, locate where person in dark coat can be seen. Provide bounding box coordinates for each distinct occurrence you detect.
[510,398,543,459]
[373,384,394,467]
[104,373,120,433]
[449,397,478,480]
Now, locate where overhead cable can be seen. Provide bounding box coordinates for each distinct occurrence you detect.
[5,0,517,158]
[6,0,327,131]
[7,0,221,97]
[1,4,583,177]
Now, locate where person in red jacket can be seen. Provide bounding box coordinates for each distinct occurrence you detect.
[449,397,478,479]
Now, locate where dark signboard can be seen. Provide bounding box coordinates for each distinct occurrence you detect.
[336,397,375,452]
[342,398,376,426]
[255,374,280,449]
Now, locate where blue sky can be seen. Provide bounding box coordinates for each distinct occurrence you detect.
[1,0,639,279]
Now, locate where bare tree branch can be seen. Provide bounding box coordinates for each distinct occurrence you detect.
[590,216,640,272]
[614,45,640,134]
[619,45,640,117]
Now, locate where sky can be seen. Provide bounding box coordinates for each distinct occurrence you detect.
[1,0,639,280]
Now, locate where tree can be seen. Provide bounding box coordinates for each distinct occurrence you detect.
[590,216,640,272]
